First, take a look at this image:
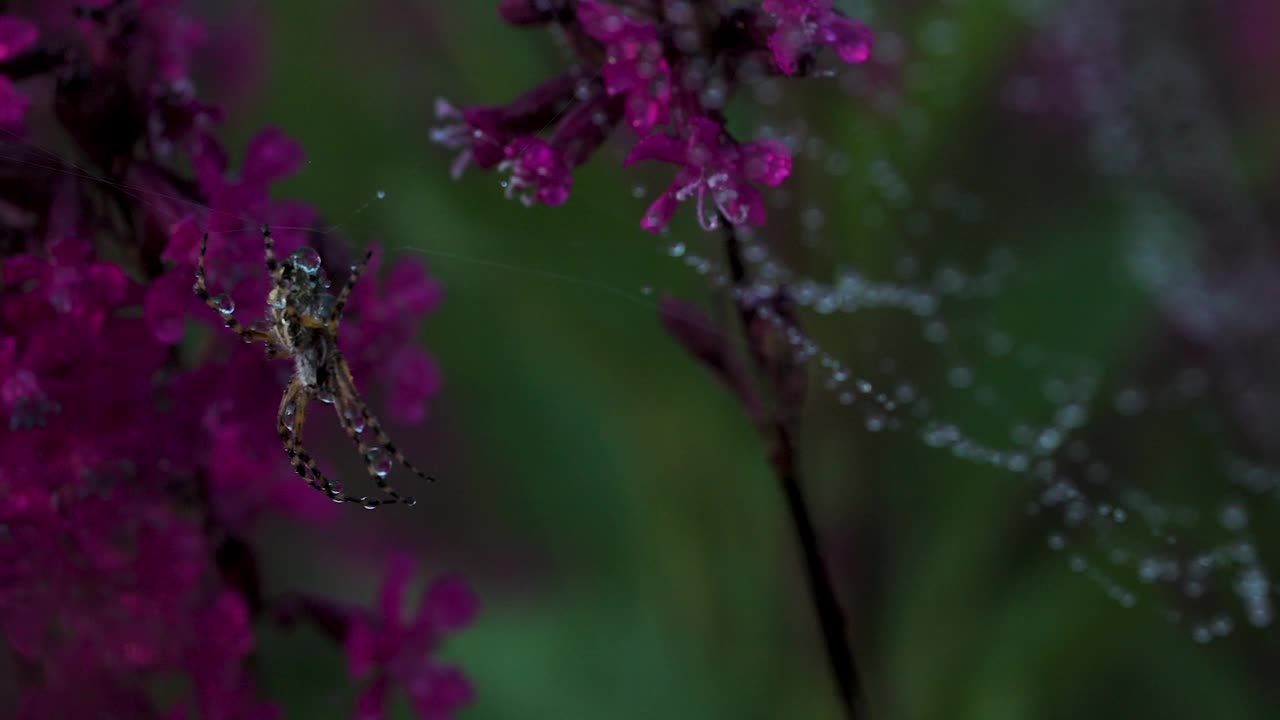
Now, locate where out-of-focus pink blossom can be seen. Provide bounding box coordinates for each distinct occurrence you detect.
[0,15,38,61]
[0,3,466,716]
[347,554,479,720]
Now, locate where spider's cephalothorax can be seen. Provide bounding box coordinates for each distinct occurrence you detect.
[194,225,434,508]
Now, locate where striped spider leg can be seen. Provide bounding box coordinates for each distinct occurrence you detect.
[195,225,435,508]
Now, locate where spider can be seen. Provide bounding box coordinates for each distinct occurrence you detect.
[193,224,434,508]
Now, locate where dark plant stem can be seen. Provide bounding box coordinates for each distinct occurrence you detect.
[721,222,862,719]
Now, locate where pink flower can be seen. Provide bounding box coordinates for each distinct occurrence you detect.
[431,73,580,178]
[626,117,792,232]
[338,245,446,424]
[1,4,463,717]
[500,136,574,206]
[0,15,38,62]
[0,75,30,128]
[762,0,873,75]
[576,0,673,133]
[346,554,478,720]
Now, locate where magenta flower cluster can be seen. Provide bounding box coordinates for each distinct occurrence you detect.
[434,0,872,233]
[1,3,471,718]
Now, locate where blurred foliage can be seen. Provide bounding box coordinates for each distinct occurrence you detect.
[195,0,1278,718]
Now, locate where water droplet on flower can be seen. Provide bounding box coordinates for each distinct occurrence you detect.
[288,247,322,274]
[212,294,235,315]
[668,242,686,257]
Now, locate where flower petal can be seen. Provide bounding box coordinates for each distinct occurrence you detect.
[741,139,793,186]
[144,271,192,345]
[0,75,30,128]
[418,573,478,633]
[639,190,679,233]
[0,16,38,62]
[242,127,305,185]
[386,349,443,425]
[624,133,685,167]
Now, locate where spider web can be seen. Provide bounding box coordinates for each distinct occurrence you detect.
[612,0,1280,644]
[3,0,1276,651]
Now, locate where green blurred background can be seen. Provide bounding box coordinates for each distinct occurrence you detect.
[198,1,1279,718]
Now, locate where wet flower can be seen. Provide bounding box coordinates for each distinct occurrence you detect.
[431,72,580,178]
[434,1,866,231]
[762,0,874,75]
[347,554,479,720]
[500,136,574,206]
[626,116,792,232]
[576,0,672,133]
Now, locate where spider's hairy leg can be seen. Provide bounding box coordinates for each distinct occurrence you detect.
[194,233,274,345]
[336,359,437,486]
[334,393,415,507]
[277,379,369,505]
[330,247,374,331]
[262,223,279,277]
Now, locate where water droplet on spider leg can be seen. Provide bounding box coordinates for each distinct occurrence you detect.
[365,448,393,477]
[283,403,297,432]
[361,496,380,510]
[317,390,336,404]
[404,496,418,507]
[288,247,323,274]
[343,407,366,433]
[212,294,235,315]
[329,480,344,495]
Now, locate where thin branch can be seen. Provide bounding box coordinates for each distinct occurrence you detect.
[721,222,863,719]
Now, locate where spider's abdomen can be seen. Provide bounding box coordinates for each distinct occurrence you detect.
[292,332,338,391]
